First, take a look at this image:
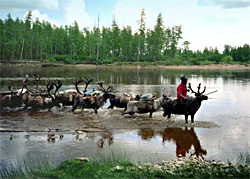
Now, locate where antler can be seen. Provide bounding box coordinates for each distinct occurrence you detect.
[46,79,54,99]
[52,80,62,96]
[71,78,84,95]
[33,75,40,91]
[82,77,93,93]
[97,81,106,92]
[106,84,113,92]
[188,83,196,94]
[200,85,206,95]
[8,86,17,95]
[188,83,206,96]
[19,74,29,95]
[162,88,171,97]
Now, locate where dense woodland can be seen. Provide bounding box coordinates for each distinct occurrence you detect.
[0,10,249,65]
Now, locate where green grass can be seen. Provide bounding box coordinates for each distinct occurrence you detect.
[1,153,249,178]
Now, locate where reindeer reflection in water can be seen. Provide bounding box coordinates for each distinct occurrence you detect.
[160,127,207,158]
[138,127,207,159]
[74,130,113,149]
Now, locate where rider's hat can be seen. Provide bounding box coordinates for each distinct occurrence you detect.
[180,76,187,81]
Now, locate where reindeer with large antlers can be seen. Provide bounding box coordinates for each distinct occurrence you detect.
[23,79,62,110]
[71,77,94,95]
[72,80,114,114]
[162,83,208,123]
[0,75,30,109]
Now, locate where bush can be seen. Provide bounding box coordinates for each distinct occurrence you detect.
[53,54,68,62]
[65,57,75,64]
[99,58,114,65]
[221,55,233,64]
[199,60,215,65]
[48,57,56,63]
[165,58,183,66]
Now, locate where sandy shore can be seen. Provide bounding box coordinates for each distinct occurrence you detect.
[157,64,250,70]
[1,62,250,70]
[74,64,250,70]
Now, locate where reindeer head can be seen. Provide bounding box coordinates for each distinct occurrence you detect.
[188,83,208,100]
[97,81,115,101]
[162,88,171,99]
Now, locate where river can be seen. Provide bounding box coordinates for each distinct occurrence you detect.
[0,65,249,169]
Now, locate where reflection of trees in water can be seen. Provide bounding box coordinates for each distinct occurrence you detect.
[138,127,207,159]
[2,66,249,90]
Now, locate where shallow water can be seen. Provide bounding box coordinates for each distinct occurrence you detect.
[0,66,250,169]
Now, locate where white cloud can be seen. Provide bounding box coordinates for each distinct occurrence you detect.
[211,0,250,9]
[24,10,60,27]
[62,0,94,29]
[113,0,250,52]
[0,0,59,11]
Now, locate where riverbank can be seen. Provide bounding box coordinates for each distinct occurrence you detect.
[1,155,249,178]
[1,60,250,70]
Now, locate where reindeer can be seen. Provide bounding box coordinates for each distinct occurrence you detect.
[122,89,171,118]
[162,83,208,123]
[72,80,114,114]
[23,79,62,111]
[0,75,30,109]
[52,78,85,108]
[71,77,94,112]
[108,92,141,111]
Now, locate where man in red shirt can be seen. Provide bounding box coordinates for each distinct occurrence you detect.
[177,76,188,100]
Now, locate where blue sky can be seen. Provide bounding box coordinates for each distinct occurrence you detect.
[1,0,250,52]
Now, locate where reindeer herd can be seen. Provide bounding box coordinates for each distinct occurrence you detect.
[0,75,209,123]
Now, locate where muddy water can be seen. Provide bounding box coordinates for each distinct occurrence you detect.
[0,66,250,169]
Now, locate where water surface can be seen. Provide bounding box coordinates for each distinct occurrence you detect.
[0,65,249,169]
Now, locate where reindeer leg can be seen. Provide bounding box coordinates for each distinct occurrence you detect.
[149,111,153,118]
[185,114,188,124]
[129,112,134,116]
[191,115,194,123]
[94,108,98,114]
[168,113,171,119]
[108,104,114,109]
[23,104,28,110]
[72,98,80,112]
[72,103,78,112]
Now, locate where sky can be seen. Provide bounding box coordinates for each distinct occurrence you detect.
[0,0,250,52]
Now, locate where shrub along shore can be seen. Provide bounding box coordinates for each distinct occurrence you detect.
[1,60,250,70]
[1,155,249,178]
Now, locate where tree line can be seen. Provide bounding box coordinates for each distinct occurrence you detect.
[0,10,249,65]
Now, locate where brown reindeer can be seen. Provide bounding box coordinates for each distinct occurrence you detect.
[23,79,62,110]
[122,89,171,118]
[57,77,93,108]
[72,80,114,114]
[108,90,141,111]
[0,75,29,109]
[162,83,208,123]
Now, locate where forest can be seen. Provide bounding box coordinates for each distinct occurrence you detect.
[0,10,249,65]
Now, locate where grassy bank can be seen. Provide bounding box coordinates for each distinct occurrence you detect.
[1,154,249,178]
[1,60,250,70]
